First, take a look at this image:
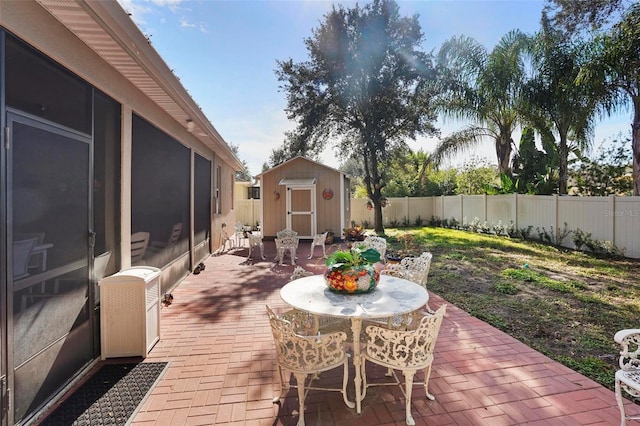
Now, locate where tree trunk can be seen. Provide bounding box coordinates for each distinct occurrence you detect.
[558,134,569,195]
[633,99,640,196]
[495,134,513,176]
[373,202,384,234]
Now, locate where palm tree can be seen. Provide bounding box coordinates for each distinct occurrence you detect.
[523,12,601,195]
[576,3,640,195]
[431,30,530,176]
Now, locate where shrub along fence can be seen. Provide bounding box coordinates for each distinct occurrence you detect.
[236,195,640,258]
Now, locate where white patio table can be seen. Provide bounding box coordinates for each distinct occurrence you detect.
[280,273,429,414]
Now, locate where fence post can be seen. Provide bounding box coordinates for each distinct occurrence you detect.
[513,193,518,230]
[554,194,559,239]
[405,196,410,224]
[609,194,616,245]
[484,194,488,223]
[460,194,464,225]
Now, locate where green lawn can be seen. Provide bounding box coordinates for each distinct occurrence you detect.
[383,226,640,390]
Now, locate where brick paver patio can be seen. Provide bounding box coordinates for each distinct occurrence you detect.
[72,241,635,425]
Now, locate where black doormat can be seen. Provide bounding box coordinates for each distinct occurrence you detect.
[40,361,168,426]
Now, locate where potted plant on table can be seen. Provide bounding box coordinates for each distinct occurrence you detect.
[324,246,381,293]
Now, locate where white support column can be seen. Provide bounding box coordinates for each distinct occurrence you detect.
[121,105,132,269]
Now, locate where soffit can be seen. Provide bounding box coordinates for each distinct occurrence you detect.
[34,0,242,170]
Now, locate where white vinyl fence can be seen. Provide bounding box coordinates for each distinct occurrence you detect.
[236,195,640,258]
[351,194,640,259]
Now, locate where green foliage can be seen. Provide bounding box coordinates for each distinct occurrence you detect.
[576,2,640,195]
[556,355,616,389]
[274,0,439,232]
[573,228,625,258]
[495,281,519,295]
[547,0,628,33]
[229,143,254,181]
[536,222,572,246]
[343,223,366,242]
[524,12,601,195]
[371,149,457,197]
[512,127,558,194]
[484,173,515,194]
[454,157,498,194]
[325,246,381,271]
[570,135,633,196]
[433,30,530,175]
[502,267,573,293]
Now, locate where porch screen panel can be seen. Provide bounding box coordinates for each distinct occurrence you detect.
[194,154,211,245]
[131,115,189,268]
[5,34,91,134]
[11,118,91,422]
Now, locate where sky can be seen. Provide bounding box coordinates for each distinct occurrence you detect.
[117,0,632,177]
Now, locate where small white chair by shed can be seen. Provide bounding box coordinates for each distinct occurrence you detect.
[247,233,266,260]
[275,228,299,265]
[614,328,640,425]
[361,305,446,426]
[218,224,233,253]
[266,305,352,426]
[234,222,249,248]
[308,231,328,259]
[361,235,387,263]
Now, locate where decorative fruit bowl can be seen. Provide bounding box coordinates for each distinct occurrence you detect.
[324,265,380,293]
[324,246,381,294]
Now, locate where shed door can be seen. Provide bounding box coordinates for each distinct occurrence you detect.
[285,186,316,238]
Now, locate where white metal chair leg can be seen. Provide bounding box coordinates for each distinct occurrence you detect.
[616,380,627,426]
[404,371,416,426]
[294,372,307,426]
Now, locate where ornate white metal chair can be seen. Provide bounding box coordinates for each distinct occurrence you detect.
[266,305,352,426]
[308,231,329,259]
[218,224,233,253]
[275,228,299,265]
[361,235,387,263]
[288,267,351,336]
[247,233,266,260]
[290,266,313,281]
[234,222,249,248]
[361,305,446,426]
[382,252,434,313]
[614,328,640,425]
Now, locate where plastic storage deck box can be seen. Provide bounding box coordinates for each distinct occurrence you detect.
[99,266,161,359]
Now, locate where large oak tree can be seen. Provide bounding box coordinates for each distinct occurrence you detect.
[274,0,438,233]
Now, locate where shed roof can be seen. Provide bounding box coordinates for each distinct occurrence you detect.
[256,156,349,180]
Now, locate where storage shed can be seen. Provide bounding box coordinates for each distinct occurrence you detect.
[257,157,351,239]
